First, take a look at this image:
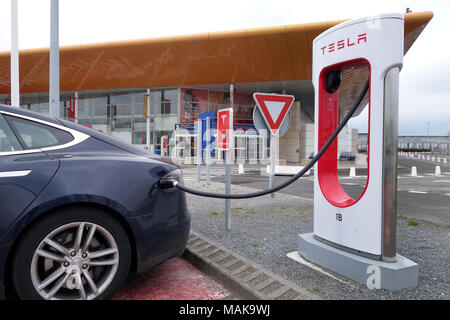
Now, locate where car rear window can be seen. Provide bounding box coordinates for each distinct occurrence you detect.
[4,115,74,149]
[0,114,23,152]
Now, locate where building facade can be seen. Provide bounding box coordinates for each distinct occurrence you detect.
[0,12,433,160]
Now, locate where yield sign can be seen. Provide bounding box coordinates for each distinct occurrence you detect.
[253,93,295,135]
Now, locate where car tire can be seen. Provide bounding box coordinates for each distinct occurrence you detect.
[11,207,131,300]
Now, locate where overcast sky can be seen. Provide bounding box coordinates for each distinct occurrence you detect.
[0,0,448,135]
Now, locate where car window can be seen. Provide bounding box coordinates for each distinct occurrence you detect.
[4,115,74,149]
[0,114,23,152]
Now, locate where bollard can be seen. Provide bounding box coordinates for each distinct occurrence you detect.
[431,156,435,162]
[437,157,441,163]
[435,166,441,176]
[427,156,430,161]
[411,166,417,177]
[238,164,244,175]
[444,158,448,164]
[349,167,356,178]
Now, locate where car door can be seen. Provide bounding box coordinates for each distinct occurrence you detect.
[0,113,62,236]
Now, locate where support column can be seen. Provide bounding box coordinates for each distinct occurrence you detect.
[146,88,151,154]
[74,91,79,124]
[10,0,20,107]
[49,0,60,118]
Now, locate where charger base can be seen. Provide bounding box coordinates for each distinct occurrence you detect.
[297,233,419,291]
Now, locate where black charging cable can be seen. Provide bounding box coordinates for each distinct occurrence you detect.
[160,80,369,199]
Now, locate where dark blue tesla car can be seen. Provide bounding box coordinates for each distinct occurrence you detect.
[0,104,190,300]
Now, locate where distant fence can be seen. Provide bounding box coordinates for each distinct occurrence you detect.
[172,128,273,165]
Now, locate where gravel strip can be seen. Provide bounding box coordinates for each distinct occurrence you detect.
[185,180,450,300]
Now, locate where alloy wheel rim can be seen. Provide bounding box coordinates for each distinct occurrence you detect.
[30,221,119,300]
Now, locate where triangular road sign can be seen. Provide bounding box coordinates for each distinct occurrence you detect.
[253,93,295,135]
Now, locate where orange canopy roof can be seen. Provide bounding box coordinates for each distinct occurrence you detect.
[0,11,433,94]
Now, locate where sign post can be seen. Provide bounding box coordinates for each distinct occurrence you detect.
[196,119,202,182]
[199,112,214,185]
[218,107,233,232]
[269,134,278,197]
[253,93,295,197]
[206,117,211,184]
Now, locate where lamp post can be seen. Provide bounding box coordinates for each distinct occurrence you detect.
[49,0,60,118]
[10,0,20,107]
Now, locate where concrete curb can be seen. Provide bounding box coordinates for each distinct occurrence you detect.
[183,231,321,300]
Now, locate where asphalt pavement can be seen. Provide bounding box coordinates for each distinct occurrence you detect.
[194,156,450,225]
[183,179,449,300]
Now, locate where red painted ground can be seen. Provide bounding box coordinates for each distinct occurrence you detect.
[113,258,231,300]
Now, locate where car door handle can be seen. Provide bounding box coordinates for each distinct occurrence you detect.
[0,170,32,178]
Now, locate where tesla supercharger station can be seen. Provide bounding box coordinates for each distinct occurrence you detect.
[297,14,419,290]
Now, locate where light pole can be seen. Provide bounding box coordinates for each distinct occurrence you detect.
[49,0,60,118]
[10,0,20,107]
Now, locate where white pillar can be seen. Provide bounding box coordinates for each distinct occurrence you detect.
[74,91,79,124]
[146,88,151,153]
[49,0,60,118]
[10,0,20,107]
[435,166,441,176]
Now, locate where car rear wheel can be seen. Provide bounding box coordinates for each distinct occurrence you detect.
[12,208,131,300]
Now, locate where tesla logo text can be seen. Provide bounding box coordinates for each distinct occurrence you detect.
[321,33,367,55]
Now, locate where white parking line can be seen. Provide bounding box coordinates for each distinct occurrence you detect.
[408,190,428,194]
[432,180,450,183]
[286,251,356,289]
[400,175,425,178]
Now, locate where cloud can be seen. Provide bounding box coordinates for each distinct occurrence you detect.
[0,0,448,135]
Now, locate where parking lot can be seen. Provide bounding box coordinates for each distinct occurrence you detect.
[113,257,233,300]
[111,154,449,300]
[182,154,448,298]
[193,155,450,225]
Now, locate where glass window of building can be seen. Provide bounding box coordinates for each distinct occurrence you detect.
[78,94,93,121]
[132,90,146,118]
[93,96,108,118]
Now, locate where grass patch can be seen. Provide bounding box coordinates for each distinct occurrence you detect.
[210,211,221,215]
[407,218,419,226]
[307,288,321,294]
[251,243,259,248]
[445,225,450,229]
